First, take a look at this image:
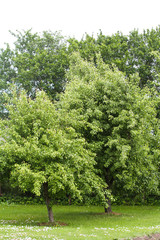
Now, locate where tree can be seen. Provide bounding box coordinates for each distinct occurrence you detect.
[0,30,69,118]
[125,28,160,88]
[59,53,160,212]
[0,88,106,222]
[68,27,160,89]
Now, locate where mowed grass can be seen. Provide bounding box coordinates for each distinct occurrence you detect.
[0,204,160,239]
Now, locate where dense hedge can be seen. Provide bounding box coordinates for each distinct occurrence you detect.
[1,193,160,206]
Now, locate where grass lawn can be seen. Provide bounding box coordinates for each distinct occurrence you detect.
[0,204,160,239]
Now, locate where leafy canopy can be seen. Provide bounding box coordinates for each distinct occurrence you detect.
[59,53,160,201]
[0,88,106,203]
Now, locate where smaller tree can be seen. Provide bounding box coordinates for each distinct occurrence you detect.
[0,88,106,223]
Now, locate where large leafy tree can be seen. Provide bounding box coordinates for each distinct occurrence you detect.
[0,88,105,222]
[0,30,69,118]
[59,53,160,212]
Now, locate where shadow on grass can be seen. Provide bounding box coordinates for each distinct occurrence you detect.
[0,210,124,227]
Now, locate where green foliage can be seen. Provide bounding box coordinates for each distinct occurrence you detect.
[0,88,106,211]
[1,27,160,208]
[0,194,45,205]
[1,26,160,119]
[59,53,160,204]
[68,27,160,88]
[0,30,69,118]
[0,45,15,118]
[12,30,69,98]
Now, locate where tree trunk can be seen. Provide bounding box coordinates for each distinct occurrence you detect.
[0,183,2,196]
[104,199,112,214]
[104,169,113,214]
[68,194,71,205]
[43,182,54,223]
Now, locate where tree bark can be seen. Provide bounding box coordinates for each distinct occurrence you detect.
[104,169,113,214]
[0,183,1,196]
[104,199,112,214]
[43,182,54,223]
[68,194,71,205]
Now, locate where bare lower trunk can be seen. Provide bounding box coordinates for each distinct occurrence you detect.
[43,182,54,223]
[0,183,2,196]
[104,169,113,214]
[68,194,71,205]
[104,199,112,214]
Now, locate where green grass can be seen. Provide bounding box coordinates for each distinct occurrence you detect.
[0,204,160,239]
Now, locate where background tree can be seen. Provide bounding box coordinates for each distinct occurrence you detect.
[0,88,106,222]
[1,27,160,119]
[59,53,160,212]
[68,26,160,88]
[125,28,160,88]
[0,30,69,118]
